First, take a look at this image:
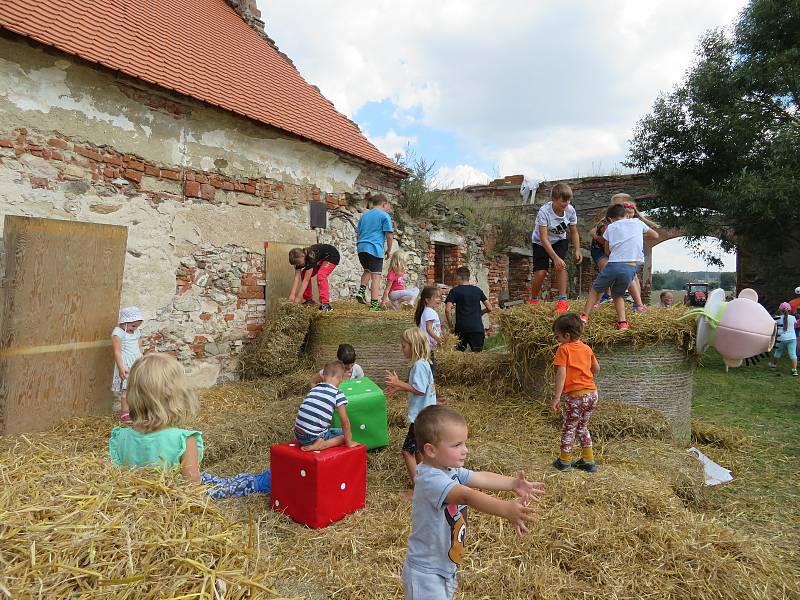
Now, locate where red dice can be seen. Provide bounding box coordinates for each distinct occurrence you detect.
[270,441,367,528]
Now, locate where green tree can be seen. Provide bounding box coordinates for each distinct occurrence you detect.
[627,0,800,302]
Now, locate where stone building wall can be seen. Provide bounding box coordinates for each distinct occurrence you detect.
[0,34,404,384]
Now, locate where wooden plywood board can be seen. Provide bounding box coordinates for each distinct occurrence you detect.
[265,241,308,314]
[0,216,127,435]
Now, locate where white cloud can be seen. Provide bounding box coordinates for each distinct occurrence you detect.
[652,237,736,273]
[367,129,417,158]
[257,0,748,178]
[432,164,491,189]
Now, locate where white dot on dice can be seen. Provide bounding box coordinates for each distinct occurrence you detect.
[300,469,306,477]
[340,482,346,490]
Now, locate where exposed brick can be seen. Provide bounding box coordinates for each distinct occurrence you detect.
[222,180,235,191]
[144,164,160,176]
[244,184,256,194]
[237,197,261,207]
[200,183,215,202]
[238,285,265,299]
[51,151,64,161]
[326,200,336,210]
[127,159,145,171]
[245,324,263,332]
[199,312,212,321]
[74,145,103,162]
[161,168,181,180]
[210,175,224,188]
[234,182,245,192]
[103,167,117,178]
[224,313,235,321]
[0,139,13,148]
[123,168,143,183]
[103,154,124,166]
[193,335,208,344]
[184,180,201,197]
[47,137,69,149]
[30,176,49,189]
[240,273,259,286]
[194,173,208,184]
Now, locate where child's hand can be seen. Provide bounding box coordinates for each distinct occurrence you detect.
[384,385,398,396]
[345,439,360,448]
[551,398,560,413]
[574,248,583,264]
[511,470,546,502]
[553,256,566,271]
[385,370,401,387]
[119,367,127,380]
[288,294,295,302]
[503,497,539,536]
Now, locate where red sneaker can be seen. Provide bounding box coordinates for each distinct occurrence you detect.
[579,313,589,323]
[555,299,569,313]
[528,300,539,305]
[616,321,630,330]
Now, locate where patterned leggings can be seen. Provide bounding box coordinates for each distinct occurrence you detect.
[200,471,270,500]
[559,391,599,454]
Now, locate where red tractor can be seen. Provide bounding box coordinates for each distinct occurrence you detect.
[684,282,710,307]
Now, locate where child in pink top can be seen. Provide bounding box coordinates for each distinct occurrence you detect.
[381,251,420,310]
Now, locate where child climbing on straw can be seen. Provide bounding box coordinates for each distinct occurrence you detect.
[294,361,359,451]
[112,306,145,423]
[581,203,659,330]
[309,343,365,386]
[288,244,340,312]
[109,353,271,499]
[769,302,798,376]
[550,313,601,472]
[381,251,420,309]
[385,327,437,488]
[403,405,545,599]
[614,194,658,312]
[355,194,394,311]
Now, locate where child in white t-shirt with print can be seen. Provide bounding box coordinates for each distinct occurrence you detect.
[402,405,545,600]
[530,182,582,313]
[416,286,442,350]
[580,204,658,329]
[112,306,145,423]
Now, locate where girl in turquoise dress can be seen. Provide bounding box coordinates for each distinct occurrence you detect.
[109,352,271,499]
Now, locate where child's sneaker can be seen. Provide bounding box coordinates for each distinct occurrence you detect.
[369,300,384,312]
[792,369,798,377]
[528,299,539,305]
[302,299,317,306]
[579,312,589,323]
[616,321,630,330]
[552,458,571,471]
[768,363,777,370]
[355,288,367,304]
[319,303,333,312]
[572,459,598,473]
[554,299,570,313]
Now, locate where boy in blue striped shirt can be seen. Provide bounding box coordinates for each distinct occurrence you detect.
[294,361,358,452]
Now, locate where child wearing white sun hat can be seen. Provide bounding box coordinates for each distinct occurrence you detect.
[112,306,145,422]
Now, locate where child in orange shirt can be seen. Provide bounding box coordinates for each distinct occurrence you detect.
[550,313,600,473]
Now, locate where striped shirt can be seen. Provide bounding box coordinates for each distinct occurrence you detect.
[295,383,348,435]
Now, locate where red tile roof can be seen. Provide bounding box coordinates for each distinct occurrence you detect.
[0,0,406,174]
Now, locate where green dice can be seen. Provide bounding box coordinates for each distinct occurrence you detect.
[332,377,389,450]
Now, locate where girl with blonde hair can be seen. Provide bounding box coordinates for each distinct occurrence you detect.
[381,250,420,309]
[109,353,271,498]
[385,327,436,487]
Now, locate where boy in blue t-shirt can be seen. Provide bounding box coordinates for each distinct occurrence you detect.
[355,194,393,311]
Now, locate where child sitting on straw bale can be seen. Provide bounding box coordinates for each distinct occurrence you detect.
[294,361,359,452]
[529,182,582,313]
[444,266,493,353]
[580,203,659,330]
[385,327,437,487]
[309,343,365,386]
[288,243,340,312]
[381,250,420,309]
[550,314,601,473]
[403,405,545,599]
[109,353,272,499]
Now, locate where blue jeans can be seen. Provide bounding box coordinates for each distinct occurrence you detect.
[294,427,343,446]
[200,470,271,499]
[774,338,797,360]
[592,263,638,297]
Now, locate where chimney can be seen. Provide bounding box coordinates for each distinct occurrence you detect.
[225,0,265,33]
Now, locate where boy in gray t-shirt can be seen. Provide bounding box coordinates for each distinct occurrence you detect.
[403,406,545,599]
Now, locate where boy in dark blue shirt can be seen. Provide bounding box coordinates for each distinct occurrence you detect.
[445,267,494,352]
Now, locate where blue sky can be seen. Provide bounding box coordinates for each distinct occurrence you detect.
[257,0,746,269]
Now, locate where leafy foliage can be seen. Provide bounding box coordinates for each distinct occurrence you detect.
[394,148,439,218]
[626,0,800,260]
[652,270,736,291]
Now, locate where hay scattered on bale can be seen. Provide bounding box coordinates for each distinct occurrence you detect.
[692,419,754,450]
[239,301,317,379]
[434,348,511,387]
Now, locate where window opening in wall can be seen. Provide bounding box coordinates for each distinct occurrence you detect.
[434,243,447,284]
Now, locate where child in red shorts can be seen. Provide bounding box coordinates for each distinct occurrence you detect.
[550,313,601,473]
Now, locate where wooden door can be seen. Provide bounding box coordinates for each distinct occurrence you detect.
[0,216,127,435]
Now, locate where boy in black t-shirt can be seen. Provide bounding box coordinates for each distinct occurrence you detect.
[288,244,340,311]
[445,267,494,352]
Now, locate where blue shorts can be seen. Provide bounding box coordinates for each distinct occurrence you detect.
[592,263,638,297]
[294,427,343,446]
[774,338,797,360]
[590,242,606,266]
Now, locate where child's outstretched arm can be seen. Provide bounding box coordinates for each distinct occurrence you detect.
[384,370,423,396]
[569,224,582,264]
[180,436,202,484]
[445,484,540,535]
[294,269,314,303]
[551,365,567,412]
[467,470,546,503]
[112,334,126,379]
[288,270,302,302]
[381,274,392,307]
[336,404,359,447]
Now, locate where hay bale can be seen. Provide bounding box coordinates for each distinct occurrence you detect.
[498,302,697,442]
[691,419,753,450]
[434,349,511,387]
[306,302,414,380]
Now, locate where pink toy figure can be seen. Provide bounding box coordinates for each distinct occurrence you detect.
[685,288,777,369]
